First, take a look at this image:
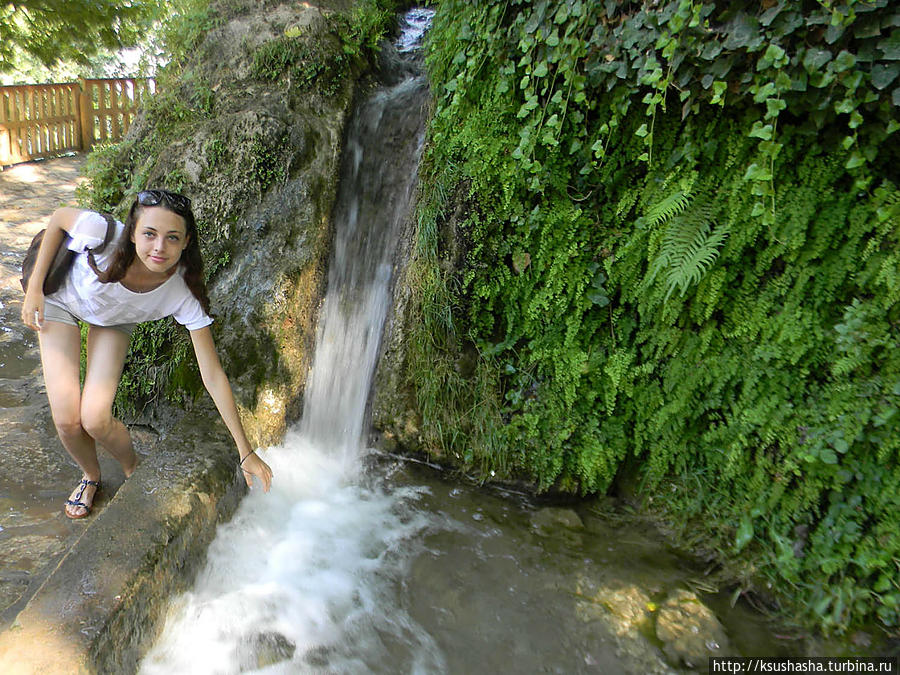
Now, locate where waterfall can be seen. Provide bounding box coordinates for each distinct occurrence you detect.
[299,73,428,465]
[140,10,443,673]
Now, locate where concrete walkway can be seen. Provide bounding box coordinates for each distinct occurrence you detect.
[0,156,245,673]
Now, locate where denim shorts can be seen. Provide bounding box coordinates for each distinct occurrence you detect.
[43,301,136,336]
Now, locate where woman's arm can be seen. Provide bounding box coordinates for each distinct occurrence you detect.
[21,207,85,331]
[189,326,273,491]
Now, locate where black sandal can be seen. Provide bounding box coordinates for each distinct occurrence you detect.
[65,478,100,519]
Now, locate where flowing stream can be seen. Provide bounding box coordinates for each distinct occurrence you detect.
[140,10,817,673]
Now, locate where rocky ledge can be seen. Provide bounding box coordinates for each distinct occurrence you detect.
[0,412,248,674]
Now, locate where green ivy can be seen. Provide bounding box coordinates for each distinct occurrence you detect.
[415,0,900,633]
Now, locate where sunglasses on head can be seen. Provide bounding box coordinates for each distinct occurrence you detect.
[137,189,192,214]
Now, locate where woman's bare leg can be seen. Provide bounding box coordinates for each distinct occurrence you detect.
[81,325,137,477]
[38,320,100,516]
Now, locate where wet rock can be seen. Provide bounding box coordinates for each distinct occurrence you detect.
[577,582,653,636]
[239,631,296,670]
[530,507,585,534]
[655,589,730,669]
[573,576,674,674]
[0,535,67,571]
[529,506,585,547]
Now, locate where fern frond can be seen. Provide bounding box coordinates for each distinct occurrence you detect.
[616,187,640,220]
[649,201,729,300]
[643,190,691,228]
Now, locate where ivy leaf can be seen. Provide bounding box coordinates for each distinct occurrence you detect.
[759,3,784,27]
[765,98,786,119]
[744,163,772,181]
[845,152,866,169]
[832,50,856,73]
[701,41,723,60]
[533,62,549,78]
[758,43,786,70]
[834,99,855,114]
[810,70,836,89]
[879,31,900,60]
[517,95,539,117]
[854,16,882,39]
[871,63,900,90]
[711,80,727,104]
[512,250,531,274]
[803,48,832,72]
[775,71,792,90]
[749,121,774,139]
[723,13,761,51]
[772,11,803,36]
[825,23,844,44]
[753,82,776,102]
[709,55,734,79]
[587,289,610,307]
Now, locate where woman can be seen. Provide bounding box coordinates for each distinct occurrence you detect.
[21,189,272,518]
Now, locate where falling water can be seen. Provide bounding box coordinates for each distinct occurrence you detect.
[299,74,427,463]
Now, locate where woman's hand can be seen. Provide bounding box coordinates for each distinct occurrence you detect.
[21,287,44,331]
[240,451,273,492]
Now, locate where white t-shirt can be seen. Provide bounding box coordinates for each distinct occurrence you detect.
[45,210,213,331]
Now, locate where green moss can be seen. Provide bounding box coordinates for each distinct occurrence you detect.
[250,0,403,96]
[250,137,288,193]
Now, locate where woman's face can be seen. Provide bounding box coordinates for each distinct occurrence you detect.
[131,207,189,276]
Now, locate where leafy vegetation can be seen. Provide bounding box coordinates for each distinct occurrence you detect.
[0,0,162,76]
[413,0,900,633]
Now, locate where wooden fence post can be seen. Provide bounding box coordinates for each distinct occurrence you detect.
[78,78,94,152]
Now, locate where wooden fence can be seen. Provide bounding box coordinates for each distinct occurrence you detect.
[0,77,155,167]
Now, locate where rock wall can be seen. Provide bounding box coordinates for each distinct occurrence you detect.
[92,0,394,446]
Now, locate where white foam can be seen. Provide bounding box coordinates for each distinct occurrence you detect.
[140,437,443,673]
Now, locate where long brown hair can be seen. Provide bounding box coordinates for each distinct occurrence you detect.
[90,196,211,315]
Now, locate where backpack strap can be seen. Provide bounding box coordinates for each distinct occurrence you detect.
[85,213,118,276]
[92,213,117,253]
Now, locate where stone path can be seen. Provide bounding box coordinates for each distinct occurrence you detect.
[0,155,133,630]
